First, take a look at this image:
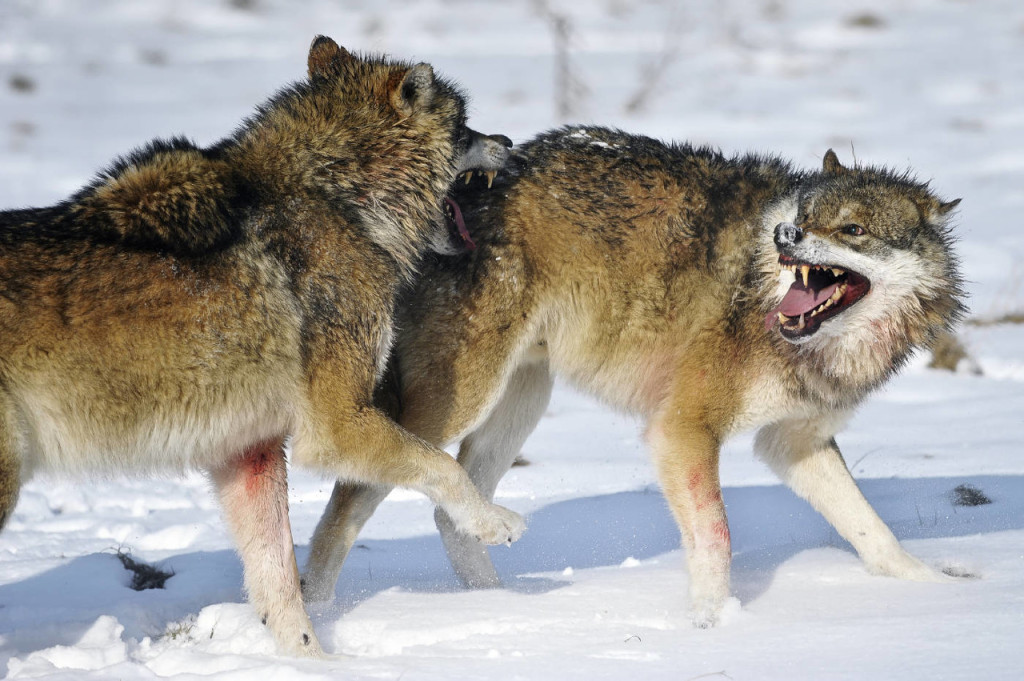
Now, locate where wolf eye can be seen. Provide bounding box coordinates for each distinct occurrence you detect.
[841,224,866,236]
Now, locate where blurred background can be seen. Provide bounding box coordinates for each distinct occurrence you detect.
[1,0,1022,316]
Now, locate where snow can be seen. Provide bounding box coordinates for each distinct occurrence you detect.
[1,0,1023,679]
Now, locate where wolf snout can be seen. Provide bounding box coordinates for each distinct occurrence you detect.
[456,129,514,187]
[489,134,514,149]
[774,222,804,248]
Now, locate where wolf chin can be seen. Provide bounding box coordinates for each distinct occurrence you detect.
[303,126,965,628]
[0,36,522,657]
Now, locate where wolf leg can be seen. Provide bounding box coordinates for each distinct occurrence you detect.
[209,438,323,657]
[435,360,554,588]
[648,413,731,627]
[755,419,941,581]
[299,389,525,548]
[0,395,21,531]
[302,481,391,602]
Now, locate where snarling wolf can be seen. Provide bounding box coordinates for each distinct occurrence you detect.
[303,126,964,627]
[0,36,521,656]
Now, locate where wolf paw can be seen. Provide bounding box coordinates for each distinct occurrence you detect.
[263,606,325,658]
[468,502,525,545]
[690,597,724,629]
[866,549,947,583]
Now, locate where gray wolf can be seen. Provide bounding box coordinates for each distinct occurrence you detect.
[302,126,964,627]
[0,36,521,657]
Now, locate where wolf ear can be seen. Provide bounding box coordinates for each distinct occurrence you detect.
[393,63,435,114]
[935,198,962,216]
[308,35,351,80]
[822,149,848,176]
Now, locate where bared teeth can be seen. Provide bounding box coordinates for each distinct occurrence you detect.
[797,313,806,330]
[809,281,849,318]
[461,169,499,187]
[800,265,811,287]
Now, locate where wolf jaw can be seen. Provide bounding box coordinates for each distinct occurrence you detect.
[438,131,514,253]
[766,255,871,340]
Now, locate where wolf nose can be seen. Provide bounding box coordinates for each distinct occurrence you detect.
[489,134,513,148]
[774,222,803,248]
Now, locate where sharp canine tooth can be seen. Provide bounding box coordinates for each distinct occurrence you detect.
[798,313,806,330]
[485,170,496,188]
[800,265,811,287]
[831,268,843,276]
[464,172,473,184]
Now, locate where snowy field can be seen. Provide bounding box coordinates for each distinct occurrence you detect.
[1,0,1023,679]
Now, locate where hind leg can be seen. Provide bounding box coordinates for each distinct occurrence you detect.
[755,418,940,581]
[435,359,553,588]
[302,481,391,602]
[209,438,323,657]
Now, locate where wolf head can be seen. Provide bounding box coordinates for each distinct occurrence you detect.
[761,150,965,388]
[240,36,510,269]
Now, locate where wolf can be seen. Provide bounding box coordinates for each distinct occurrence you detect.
[0,36,523,657]
[302,126,965,627]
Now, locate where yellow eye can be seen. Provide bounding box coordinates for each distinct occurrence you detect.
[842,224,866,236]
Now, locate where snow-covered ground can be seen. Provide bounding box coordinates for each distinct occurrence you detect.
[1,1,1022,678]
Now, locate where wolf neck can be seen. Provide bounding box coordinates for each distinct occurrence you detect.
[227,113,441,282]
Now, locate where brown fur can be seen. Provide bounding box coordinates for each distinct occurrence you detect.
[304,126,965,626]
[0,36,521,657]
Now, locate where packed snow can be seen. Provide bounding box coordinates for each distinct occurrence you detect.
[1,0,1022,679]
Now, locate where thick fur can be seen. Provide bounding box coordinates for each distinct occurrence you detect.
[0,36,522,657]
[303,127,965,626]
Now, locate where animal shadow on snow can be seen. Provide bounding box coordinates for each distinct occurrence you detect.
[0,474,1019,659]
[323,472,1021,611]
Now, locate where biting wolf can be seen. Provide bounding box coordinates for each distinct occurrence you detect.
[0,36,521,656]
[303,126,964,627]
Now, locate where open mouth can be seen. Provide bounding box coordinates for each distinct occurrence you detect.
[765,255,871,339]
[444,196,475,250]
[444,170,503,252]
[460,169,497,188]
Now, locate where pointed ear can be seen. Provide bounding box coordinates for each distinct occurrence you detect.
[308,35,350,80]
[925,197,961,223]
[936,198,962,215]
[822,149,847,176]
[392,63,435,114]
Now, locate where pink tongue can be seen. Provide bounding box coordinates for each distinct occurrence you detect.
[764,282,839,330]
[444,197,475,250]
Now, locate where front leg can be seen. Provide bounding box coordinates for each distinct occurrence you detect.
[297,388,525,547]
[209,439,323,657]
[754,418,940,581]
[648,411,731,628]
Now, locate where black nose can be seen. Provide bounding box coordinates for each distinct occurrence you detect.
[774,222,803,248]
[490,134,513,148]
